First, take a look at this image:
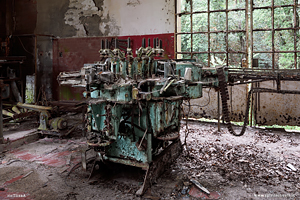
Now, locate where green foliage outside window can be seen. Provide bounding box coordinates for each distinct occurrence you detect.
[178,0,300,69]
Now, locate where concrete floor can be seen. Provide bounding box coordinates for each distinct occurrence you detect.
[0,118,299,200]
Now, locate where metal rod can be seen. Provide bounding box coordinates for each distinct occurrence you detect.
[272,0,275,69]
[253,50,300,53]
[176,30,247,34]
[177,51,247,54]
[176,8,247,16]
[253,4,300,10]
[245,0,249,67]
[142,38,146,48]
[0,80,3,144]
[253,27,300,31]
[208,0,211,67]
[127,38,131,48]
[250,0,254,126]
[138,129,147,149]
[258,82,260,111]
[250,82,253,127]
[293,0,297,69]
[190,0,193,58]
[217,91,220,131]
[226,0,229,66]
[175,0,178,58]
[34,36,37,103]
[254,82,258,126]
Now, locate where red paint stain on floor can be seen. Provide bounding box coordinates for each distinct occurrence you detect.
[11,150,72,168]
[3,175,25,187]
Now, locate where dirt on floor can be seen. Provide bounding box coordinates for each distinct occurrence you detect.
[0,118,299,200]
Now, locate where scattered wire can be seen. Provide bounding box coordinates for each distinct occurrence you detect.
[183,99,191,155]
[65,156,96,188]
[16,36,35,57]
[183,87,211,108]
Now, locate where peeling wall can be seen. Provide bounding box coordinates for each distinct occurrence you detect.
[36,0,174,38]
[187,85,248,123]
[31,0,175,100]
[256,81,300,126]
[187,81,300,126]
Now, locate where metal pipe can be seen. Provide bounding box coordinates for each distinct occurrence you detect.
[137,79,160,90]
[142,38,146,48]
[217,91,220,131]
[176,30,247,34]
[176,8,247,16]
[272,0,275,69]
[34,36,37,103]
[226,0,229,66]
[127,38,131,48]
[190,0,193,58]
[101,40,104,49]
[293,0,297,69]
[208,0,211,66]
[0,80,3,144]
[245,0,249,67]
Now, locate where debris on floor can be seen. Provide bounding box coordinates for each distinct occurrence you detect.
[0,119,299,199]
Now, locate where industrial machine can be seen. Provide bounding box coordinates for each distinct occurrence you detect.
[57,38,300,195]
[58,38,228,194]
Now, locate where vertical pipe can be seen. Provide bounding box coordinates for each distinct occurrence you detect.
[250,0,254,126]
[127,38,131,48]
[147,132,152,162]
[250,82,253,127]
[146,102,152,162]
[105,39,109,49]
[208,0,211,67]
[101,40,104,49]
[142,38,146,48]
[0,80,3,144]
[254,82,257,125]
[293,0,297,69]
[245,0,249,67]
[190,0,193,58]
[217,91,220,131]
[250,0,253,67]
[175,0,178,58]
[115,38,118,48]
[272,0,275,69]
[34,35,37,103]
[258,82,260,111]
[226,0,229,66]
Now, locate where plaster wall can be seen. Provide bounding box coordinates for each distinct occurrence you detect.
[187,81,300,127]
[13,0,175,100]
[35,0,175,38]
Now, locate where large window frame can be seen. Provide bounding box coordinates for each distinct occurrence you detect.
[175,0,300,69]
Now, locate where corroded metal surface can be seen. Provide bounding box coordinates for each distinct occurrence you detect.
[136,139,182,195]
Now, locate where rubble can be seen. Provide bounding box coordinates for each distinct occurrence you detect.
[0,120,299,199]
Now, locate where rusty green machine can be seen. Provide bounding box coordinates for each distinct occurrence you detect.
[58,38,281,194]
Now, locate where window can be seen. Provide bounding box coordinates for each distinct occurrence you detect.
[176,0,300,69]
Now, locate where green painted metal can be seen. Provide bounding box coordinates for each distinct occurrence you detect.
[58,45,227,168]
[106,135,148,163]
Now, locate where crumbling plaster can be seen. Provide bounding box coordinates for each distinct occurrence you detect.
[51,0,175,37]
